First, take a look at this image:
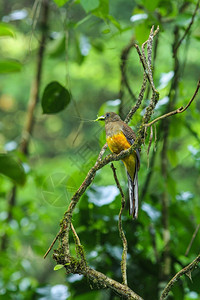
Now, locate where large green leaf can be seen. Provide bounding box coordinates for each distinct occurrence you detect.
[0,154,26,185]
[41,81,71,114]
[0,60,22,73]
[0,23,14,37]
[53,0,70,7]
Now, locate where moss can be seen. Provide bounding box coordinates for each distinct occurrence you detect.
[76,245,87,265]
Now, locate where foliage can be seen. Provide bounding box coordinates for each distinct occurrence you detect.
[0,0,200,299]
[41,81,71,114]
[0,153,26,185]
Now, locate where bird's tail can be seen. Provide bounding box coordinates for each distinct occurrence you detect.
[127,164,139,219]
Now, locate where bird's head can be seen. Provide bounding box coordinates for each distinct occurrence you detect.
[96,112,121,124]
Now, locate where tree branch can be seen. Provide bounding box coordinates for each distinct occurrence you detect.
[84,267,143,300]
[135,26,159,95]
[124,73,147,124]
[21,0,49,154]
[144,79,200,127]
[111,163,128,285]
[160,252,200,300]
[119,38,137,105]
[71,222,87,266]
[173,0,200,55]
[43,229,61,259]
[185,224,200,257]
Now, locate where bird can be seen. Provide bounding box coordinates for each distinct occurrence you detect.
[97,112,140,218]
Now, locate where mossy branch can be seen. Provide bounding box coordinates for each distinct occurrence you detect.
[160,252,200,300]
[111,163,128,285]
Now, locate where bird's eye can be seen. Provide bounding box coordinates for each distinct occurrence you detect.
[106,113,110,118]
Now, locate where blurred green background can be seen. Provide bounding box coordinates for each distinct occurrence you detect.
[0,0,200,299]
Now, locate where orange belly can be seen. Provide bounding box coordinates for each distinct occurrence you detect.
[106,133,130,153]
[106,133,136,180]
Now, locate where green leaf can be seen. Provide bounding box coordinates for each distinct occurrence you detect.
[134,22,150,45]
[143,0,160,11]
[53,0,70,7]
[54,264,64,271]
[92,0,109,19]
[107,15,121,31]
[0,23,15,37]
[80,0,99,13]
[174,13,192,27]
[41,81,71,114]
[0,154,26,185]
[0,60,22,73]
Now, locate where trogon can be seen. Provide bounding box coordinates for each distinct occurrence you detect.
[97,112,140,219]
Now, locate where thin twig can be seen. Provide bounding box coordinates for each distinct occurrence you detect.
[111,163,128,285]
[43,229,61,259]
[137,25,159,95]
[174,0,200,55]
[71,223,81,245]
[95,142,108,164]
[135,44,147,80]
[124,73,147,123]
[160,252,200,300]
[134,26,160,128]
[21,0,49,154]
[153,123,157,152]
[147,26,156,92]
[71,222,87,265]
[145,79,200,127]
[149,224,159,264]
[119,38,137,103]
[185,224,200,256]
[147,125,153,168]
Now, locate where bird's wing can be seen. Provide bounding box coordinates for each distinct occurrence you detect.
[122,123,140,168]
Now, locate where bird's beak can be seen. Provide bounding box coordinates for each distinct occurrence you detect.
[95,115,105,121]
